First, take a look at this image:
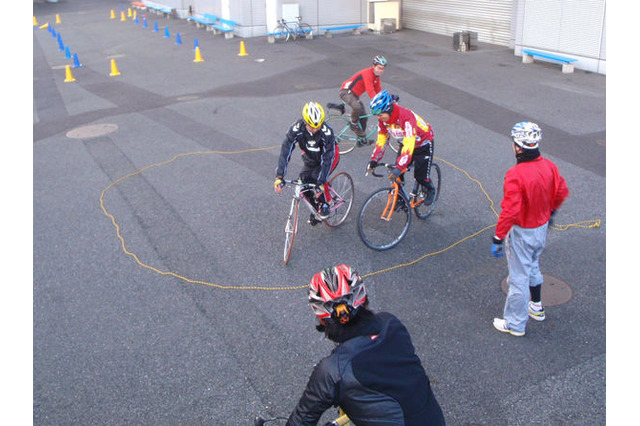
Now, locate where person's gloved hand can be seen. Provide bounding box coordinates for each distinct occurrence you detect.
[491,236,504,258]
[388,167,402,181]
[367,160,378,173]
[549,210,557,227]
[274,177,284,194]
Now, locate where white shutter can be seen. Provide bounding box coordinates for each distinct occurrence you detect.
[402,0,513,47]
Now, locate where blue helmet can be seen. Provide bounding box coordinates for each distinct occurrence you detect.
[370,90,394,115]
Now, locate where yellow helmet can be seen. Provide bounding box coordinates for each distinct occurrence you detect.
[302,102,325,129]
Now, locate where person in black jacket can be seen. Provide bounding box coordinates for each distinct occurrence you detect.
[287,265,445,425]
[274,102,339,223]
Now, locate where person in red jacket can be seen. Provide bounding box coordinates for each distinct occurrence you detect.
[491,122,569,337]
[367,90,437,204]
[339,55,387,143]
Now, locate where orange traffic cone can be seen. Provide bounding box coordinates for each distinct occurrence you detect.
[193,46,204,62]
[237,41,248,57]
[109,59,121,76]
[64,65,75,82]
[120,11,126,21]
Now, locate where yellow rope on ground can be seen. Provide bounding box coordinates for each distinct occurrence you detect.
[100,150,602,291]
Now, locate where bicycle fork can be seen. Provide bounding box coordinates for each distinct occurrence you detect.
[380,182,424,220]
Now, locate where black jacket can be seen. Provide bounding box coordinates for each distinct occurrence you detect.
[276,119,337,185]
[287,312,445,425]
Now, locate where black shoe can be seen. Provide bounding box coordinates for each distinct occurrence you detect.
[422,182,436,205]
[308,214,321,226]
[356,137,372,147]
[318,203,330,220]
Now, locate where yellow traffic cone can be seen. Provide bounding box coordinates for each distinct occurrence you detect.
[33,16,38,26]
[56,14,61,24]
[110,9,116,19]
[120,11,126,21]
[238,41,248,57]
[39,22,49,30]
[127,8,132,17]
[64,65,75,83]
[193,46,204,62]
[109,59,121,76]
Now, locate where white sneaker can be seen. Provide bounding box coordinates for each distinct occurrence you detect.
[528,301,546,321]
[493,318,525,337]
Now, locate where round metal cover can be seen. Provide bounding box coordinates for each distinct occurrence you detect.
[66,123,118,139]
[501,274,572,306]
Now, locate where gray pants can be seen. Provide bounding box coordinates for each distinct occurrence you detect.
[339,89,367,137]
[503,223,548,333]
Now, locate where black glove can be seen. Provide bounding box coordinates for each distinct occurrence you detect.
[368,160,378,171]
[549,210,557,227]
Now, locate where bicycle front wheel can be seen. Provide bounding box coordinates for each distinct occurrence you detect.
[358,188,411,250]
[283,198,299,264]
[327,116,358,155]
[297,23,313,39]
[324,172,354,228]
[273,25,290,42]
[414,163,441,220]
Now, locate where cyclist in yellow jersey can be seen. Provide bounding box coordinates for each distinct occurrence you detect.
[367,90,436,204]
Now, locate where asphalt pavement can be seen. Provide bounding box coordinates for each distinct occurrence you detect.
[31,0,608,424]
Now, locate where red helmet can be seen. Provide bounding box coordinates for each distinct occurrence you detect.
[309,265,367,324]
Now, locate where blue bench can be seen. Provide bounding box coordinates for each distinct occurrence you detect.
[321,24,363,38]
[213,18,237,38]
[188,13,218,30]
[521,48,578,73]
[144,2,172,17]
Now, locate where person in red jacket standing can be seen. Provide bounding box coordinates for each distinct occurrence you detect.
[491,122,569,337]
[339,55,387,144]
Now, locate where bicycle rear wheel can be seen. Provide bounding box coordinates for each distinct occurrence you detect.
[283,198,299,264]
[273,25,290,42]
[327,116,357,155]
[324,172,354,228]
[358,188,411,250]
[414,163,441,220]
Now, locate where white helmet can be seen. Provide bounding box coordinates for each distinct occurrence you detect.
[511,122,542,149]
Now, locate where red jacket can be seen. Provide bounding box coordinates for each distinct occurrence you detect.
[341,67,382,98]
[495,156,569,239]
[370,105,434,172]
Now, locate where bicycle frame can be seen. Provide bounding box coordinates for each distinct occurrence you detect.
[371,168,425,221]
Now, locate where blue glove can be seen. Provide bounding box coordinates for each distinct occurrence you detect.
[388,167,402,181]
[491,236,504,258]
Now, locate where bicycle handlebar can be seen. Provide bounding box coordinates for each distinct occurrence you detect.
[366,163,408,178]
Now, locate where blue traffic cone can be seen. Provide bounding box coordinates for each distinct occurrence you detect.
[153,21,159,32]
[134,15,139,24]
[193,37,199,51]
[72,52,82,68]
[164,26,170,38]
[143,17,148,28]
[57,34,64,51]
[176,32,182,45]
[64,45,71,59]
[51,25,56,37]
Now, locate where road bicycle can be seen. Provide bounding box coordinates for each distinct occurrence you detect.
[326,102,400,156]
[282,171,354,264]
[255,407,351,425]
[357,162,441,250]
[273,17,313,42]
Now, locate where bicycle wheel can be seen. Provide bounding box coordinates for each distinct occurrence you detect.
[297,23,313,39]
[283,198,299,264]
[414,163,441,220]
[324,172,354,228]
[326,116,357,155]
[273,25,290,42]
[358,188,411,250]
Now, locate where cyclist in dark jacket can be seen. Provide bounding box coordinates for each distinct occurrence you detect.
[275,102,339,221]
[287,265,445,426]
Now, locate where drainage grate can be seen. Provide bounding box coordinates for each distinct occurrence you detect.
[501,274,572,306]
[66,123,119,139]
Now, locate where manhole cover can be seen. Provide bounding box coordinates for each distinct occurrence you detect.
[66,123,119,139]
[500,274,572,306]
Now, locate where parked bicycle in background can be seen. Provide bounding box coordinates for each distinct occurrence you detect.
[273,17,313,42]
